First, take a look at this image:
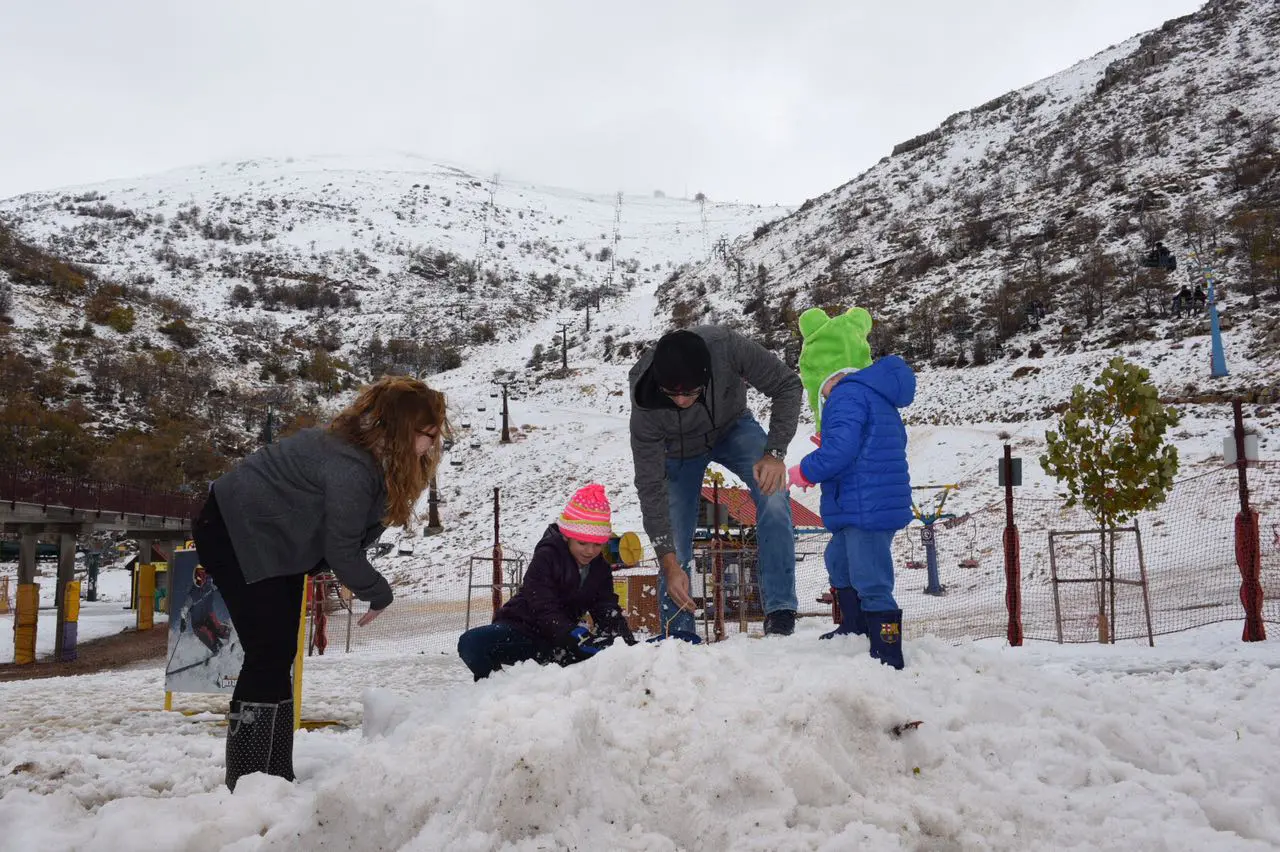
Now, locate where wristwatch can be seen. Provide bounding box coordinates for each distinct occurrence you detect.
[766,448,785,460]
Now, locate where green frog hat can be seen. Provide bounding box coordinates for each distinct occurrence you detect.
[797,306,873,432]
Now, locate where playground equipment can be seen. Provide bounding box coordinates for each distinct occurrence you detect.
[906,484,959,596]
[604,531,644,567]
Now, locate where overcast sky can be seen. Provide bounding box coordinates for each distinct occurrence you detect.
[3,1,1204,205]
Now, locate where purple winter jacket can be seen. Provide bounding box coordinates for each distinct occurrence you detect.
[495,524,635,647]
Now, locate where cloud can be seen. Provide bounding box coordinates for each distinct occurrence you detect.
[1,0,1205,203]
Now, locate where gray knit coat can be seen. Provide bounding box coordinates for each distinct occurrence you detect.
[212,428,394,609]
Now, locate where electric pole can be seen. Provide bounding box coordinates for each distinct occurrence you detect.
[475,171,501,294]
[555,321,571,373]
[424,474,443,535]
[481,171,500,247]
[605,190,623,302]
[699,194,709,260]
[493,373,515,444]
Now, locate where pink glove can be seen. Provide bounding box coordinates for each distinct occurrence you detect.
[810,433,822,447]
[787,464,813,491]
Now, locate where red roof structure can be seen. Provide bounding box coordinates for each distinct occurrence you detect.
[699,486,824,529]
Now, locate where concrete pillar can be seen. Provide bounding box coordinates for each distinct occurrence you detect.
[17,534,37,585]
[14,535,39,664]
[54,532,76,661]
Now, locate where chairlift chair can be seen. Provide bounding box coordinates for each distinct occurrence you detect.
[903,533,925,571]
[1140,243,1177,272]
[958,518,980,569]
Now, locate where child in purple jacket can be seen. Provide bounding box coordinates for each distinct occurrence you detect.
[457,484,635,680]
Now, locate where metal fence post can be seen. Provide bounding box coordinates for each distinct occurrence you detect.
[1233,399,1266,642]
[1003,444,1023,646]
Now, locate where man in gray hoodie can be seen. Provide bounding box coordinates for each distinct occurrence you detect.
[629,327,803,636]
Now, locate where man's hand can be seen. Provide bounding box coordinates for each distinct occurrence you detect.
[753,455,787,496]
[357,606,386,627]
[660,552,697,613]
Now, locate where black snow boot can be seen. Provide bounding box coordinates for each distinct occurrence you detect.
[820,587,867,640]
[865,609,905,670]
[763,609,796,636]
[225,699,296,791]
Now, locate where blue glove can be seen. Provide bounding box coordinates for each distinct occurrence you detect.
[570,625,603,656]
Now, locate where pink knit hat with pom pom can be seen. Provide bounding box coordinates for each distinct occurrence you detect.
[559,484,613,544]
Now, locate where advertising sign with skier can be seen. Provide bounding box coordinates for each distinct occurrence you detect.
[165,546,242,694]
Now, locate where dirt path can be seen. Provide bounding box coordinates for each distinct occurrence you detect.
[0,627,166,682]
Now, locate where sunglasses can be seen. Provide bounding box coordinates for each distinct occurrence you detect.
[659,385,704,399]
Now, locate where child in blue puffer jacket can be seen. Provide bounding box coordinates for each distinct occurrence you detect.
[787,307,915,669]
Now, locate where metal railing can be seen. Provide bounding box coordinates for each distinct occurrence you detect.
[0,463,203,520]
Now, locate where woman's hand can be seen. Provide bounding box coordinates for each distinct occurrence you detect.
[358,606,386,627]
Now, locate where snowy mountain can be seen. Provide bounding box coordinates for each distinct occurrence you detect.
[0,155,783,479]
[0,152,781,378]
[3,0,1279,567]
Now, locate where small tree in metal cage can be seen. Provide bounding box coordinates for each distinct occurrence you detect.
[1040,356,1180,641]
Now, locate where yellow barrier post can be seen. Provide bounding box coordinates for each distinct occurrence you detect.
[60,580,82,662]
[292,575,307,731]
[0,576,10,614]
[14,583,39,665]
[137,564,156,631]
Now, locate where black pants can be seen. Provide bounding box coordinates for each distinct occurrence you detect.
[192,489,303,703]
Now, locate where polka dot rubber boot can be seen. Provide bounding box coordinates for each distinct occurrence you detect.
[225,699,296,791]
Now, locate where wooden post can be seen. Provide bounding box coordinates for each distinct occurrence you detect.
[137,563,155,631]
[712,478,724,641]
[491,488,503,618]
[292,575,307,730]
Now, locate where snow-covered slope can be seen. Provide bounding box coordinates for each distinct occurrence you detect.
[663,0,1280,421]
[0,153,784,415]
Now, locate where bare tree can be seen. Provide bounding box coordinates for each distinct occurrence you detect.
[1075,248,1117,328]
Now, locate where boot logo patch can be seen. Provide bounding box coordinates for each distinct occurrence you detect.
[880,623,900,645]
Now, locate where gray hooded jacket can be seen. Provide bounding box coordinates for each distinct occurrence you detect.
[628,326,802,559]
[212,427,394,609]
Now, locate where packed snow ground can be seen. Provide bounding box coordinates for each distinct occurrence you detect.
[1,623,1278,851]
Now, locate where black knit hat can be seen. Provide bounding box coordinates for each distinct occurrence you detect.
[650,330,711,392]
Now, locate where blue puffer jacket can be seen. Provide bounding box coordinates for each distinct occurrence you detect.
[799,356,915,531]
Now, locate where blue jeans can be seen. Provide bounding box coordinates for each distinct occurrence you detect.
[824,527,899,612]
[457,622,555,680]
[658,413,797,634]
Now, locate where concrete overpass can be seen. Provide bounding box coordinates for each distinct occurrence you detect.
[2,467,200,664]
